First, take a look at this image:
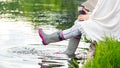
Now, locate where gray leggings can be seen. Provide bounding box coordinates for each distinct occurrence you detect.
[62,20,85,39]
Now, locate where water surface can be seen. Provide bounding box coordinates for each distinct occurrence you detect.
[0,0,89,68]
[0,19,67,68]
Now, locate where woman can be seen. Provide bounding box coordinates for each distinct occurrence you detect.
[38,0,120,57]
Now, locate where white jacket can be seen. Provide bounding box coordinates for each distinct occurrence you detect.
[79,0,120,41]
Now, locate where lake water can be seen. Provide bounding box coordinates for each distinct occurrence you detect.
[0,18,90,68]
[0,0,90,68]
[0,18,65,68]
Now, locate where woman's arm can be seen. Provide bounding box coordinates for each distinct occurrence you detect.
[77,0,98,21]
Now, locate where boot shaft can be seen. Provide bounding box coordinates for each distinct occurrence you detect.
[64,38,80,56]
[38,28,64,45]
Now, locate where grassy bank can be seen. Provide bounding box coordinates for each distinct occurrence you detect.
[84,38,120,68]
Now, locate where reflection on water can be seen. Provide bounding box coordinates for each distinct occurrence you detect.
[0,0,85,29]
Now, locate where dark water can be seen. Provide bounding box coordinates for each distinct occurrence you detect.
[0,0,89,68]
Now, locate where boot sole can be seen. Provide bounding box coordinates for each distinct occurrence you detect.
[38,28,47,45]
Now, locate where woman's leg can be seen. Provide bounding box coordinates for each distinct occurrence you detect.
[63,37,80,57]
[61,20,84,39]
[62,20,82,56]
[38,20,84,45]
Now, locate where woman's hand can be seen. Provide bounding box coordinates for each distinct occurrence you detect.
[77,7,89,21]
[78,14,89,21]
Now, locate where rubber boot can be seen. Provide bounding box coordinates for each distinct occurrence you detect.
[38,28,64,45]
[63,37,80,58]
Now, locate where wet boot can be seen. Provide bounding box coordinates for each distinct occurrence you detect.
[63,37,80,58]
[38,28,64,45]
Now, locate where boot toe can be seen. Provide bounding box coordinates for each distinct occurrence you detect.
[38,28,48,45]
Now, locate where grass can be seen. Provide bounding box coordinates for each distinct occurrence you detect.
[84,37,120,68]
[68,58,79,68]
